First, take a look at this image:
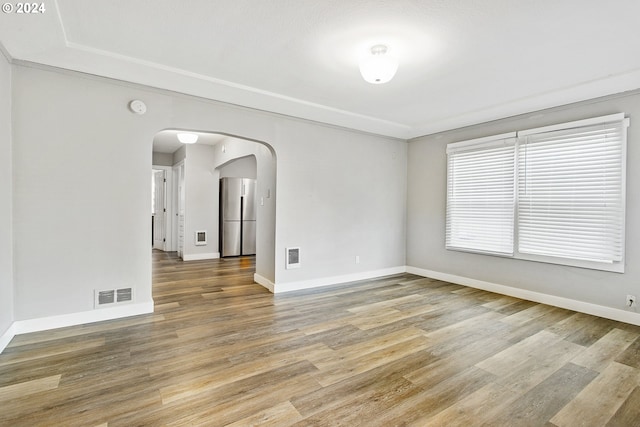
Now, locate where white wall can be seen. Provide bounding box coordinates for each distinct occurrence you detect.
[0,47,13,342]
[218,155,256,179]
[11,63,407,323]
[274,120,407,285]
[407,90,640,314]
[152,152,173,166]
[172,145,186,165]
[12,66,171,321]
[183,144,218,260]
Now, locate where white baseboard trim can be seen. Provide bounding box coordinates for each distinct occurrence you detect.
[182,252,220,261]
[12,301,155,336]
[272,266,407,294]
[0,322,18,354]
[254,273,275,293]
[407,266,640,326]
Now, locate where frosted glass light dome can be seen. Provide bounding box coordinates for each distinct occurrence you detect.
[177,133,198,144]
[359,45,398,84]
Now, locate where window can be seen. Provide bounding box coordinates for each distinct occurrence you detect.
[446,134,516,256]
[446,113,628,272]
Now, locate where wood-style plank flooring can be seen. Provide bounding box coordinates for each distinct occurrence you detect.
[2,251,640,426]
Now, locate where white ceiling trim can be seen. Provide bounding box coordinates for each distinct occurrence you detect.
[43,38,640,140]
[411,66,640,137]
[49,0,412,138]
[64,39,413,137]
[3,0,640,140]
[17,39,640,140]
[41,0,410,138]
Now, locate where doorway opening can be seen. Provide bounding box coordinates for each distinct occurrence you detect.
[151,129,277,287]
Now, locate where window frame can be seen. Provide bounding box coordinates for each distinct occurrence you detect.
[445,113,628,273]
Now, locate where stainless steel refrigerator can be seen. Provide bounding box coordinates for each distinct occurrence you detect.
[220,178,257,257]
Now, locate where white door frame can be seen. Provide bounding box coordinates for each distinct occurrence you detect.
[152,169,165,250]
[152,165,174,251]
[173,161,185,257]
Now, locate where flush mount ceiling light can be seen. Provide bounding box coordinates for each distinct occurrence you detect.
[177,132,198,144]
[359,44,399,84]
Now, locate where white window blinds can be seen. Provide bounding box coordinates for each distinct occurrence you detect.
[445,114,627,272]
[518,119,627,263]
[446,136,516,255]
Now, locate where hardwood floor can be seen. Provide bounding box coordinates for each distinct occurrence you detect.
[2,251,640,426]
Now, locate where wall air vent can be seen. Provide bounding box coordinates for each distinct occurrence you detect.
[97,290,115,305]
[117,288,133,302]
[195,230,207,246]
[95,288,134,308]
[286,247,301,269]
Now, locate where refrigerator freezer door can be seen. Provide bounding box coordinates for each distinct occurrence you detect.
[242,179,257,221]
[221,178,242,221]
[242,220,256,255]
[222,220,241,257]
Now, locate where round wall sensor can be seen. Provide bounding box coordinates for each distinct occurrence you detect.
[128,100,147,115]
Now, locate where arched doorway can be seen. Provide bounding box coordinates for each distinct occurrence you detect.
[151,130,277,286]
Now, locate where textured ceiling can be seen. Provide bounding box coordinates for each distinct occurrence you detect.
[1,0,640,138]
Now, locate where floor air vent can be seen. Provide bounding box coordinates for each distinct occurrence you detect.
[95,288,134,308]
[286,247,301,269]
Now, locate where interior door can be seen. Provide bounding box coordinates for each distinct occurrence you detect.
[152,169,166,250]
